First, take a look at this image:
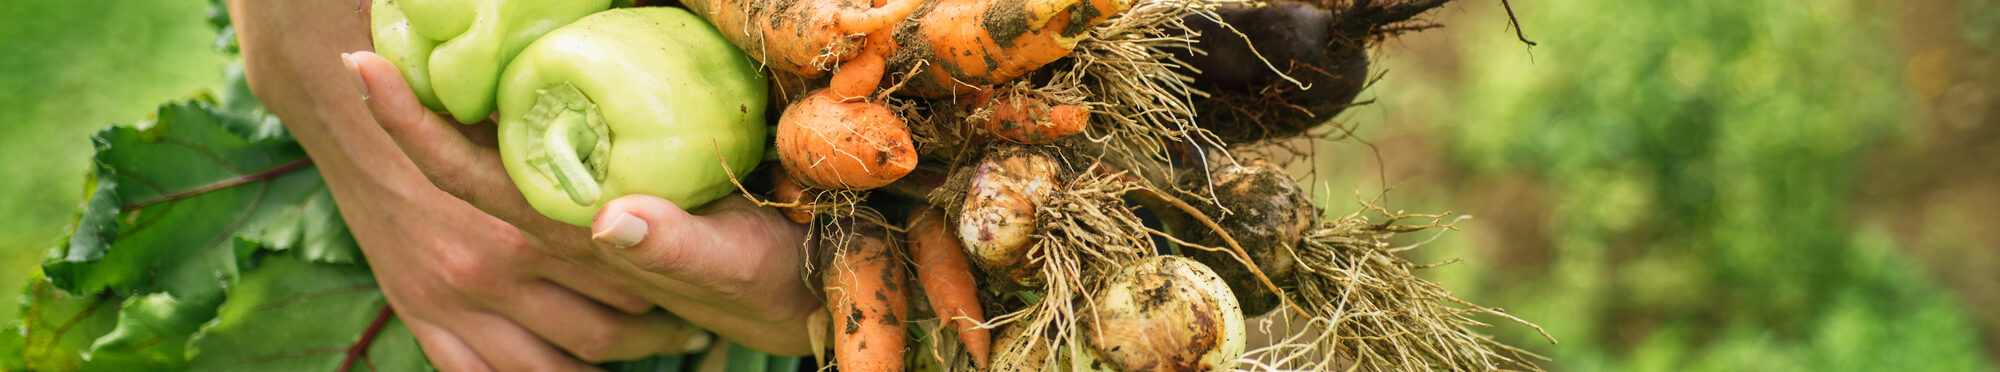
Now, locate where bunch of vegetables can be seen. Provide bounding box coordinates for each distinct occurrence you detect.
[364,0,1554,370]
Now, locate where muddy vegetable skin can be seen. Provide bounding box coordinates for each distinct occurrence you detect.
[959,146,1062,287]
[818,219,910,372]
[1083,255,1246,371]
[1177,160,1316,317]
[774,89,920,190]
[496,7,768,226]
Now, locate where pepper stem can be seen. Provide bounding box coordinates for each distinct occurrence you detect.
[524,83,612,206]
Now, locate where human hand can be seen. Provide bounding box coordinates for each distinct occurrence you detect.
[340,181,714,370]
[226,0,713,369]
[342,50,821,355]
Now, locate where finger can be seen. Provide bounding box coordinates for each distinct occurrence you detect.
[537,261,655,315]
[589,195,803,287]
[443,312,597,372]
[343,51,550,227]
[406,318,496,372]
[499,281,713,362]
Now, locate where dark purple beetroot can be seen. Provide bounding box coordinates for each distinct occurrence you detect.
[1177,1,1373,144]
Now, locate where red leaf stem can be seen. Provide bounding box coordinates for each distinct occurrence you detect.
[121,158,314,211]
[337,305,396,372]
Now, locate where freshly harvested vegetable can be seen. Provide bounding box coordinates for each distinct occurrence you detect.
[1175,160,1315,317]
[820,220,910,371]
[369,0,611,124]
[495,7,768,226]
[674,0,911,80]
[880,0,1134,96]
[770,169,816,224]
[962,89,1092,145]
[988,325,1051,372]
[1082,255,1246,371]
[678,0,1130,97]
[774,89,918,190]
[907,206,992,369]
[1176,1,1368,143]
[959,145,1062,287]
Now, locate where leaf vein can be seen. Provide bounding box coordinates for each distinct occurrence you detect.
[159,136,247,175]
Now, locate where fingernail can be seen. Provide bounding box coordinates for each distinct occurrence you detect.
[340,52,371,100]
[681,332,713,354]
[593,212,648,248]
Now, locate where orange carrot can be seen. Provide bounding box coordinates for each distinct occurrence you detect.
[964,88,1091,144]
[906,206,993,369]
[775,89,919,190]
[680,0,1131,97]
[824,221,910,371]
[829,47,890,101]
[677,0,918,79]
[770,168,815,224]
[883,0,1131,96]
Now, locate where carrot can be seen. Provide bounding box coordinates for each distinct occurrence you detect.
[680,0,1131,97]
[823,220,910,371]
[906,206,993,369]
[829,47,890,101]
[677,0,918,79]
[775,88,919,190]
[770,168,815,223]
[883,0,1132,96]
[964,88,1090,144]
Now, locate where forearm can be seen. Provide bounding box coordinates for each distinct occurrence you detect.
[227,0,423,205]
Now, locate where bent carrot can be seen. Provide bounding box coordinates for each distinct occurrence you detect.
[775,89,919,190]
[883,0,1132,96]
[678,0,919,78]
[964,88,1090,144]
[680,0,1131,97]
[823,220,910,371]
[907,206,993,369]
[770,168,815,224]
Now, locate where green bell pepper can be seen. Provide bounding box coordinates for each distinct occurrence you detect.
[496,7,769,226]
[370,0,610,124]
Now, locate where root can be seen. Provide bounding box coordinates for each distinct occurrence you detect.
[981,162,1155,369]
[1049,0,1230,189]
[1236,199,1555,371]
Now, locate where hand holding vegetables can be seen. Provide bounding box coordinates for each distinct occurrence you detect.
[347,0,1553,367]
[494,7,768,226]
[346,46,818,356]
[229,0,711,368]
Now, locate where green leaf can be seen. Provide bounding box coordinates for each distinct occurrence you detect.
[1,322,21,371]
[186,256,430,371]
[42,98,358,300]
[12,276,124,371]
[86,291,225,368]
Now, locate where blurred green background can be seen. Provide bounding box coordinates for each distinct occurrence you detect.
[0,0,227,323]
[1,0,1995,370]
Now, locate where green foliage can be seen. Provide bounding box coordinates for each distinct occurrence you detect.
[42,98,344,300]
[1376,0,1996,370]
[0,0,229,323]
[6,276,123,371]
[186,256,430,371]
[89,292,223,367]
[2,95,426,371]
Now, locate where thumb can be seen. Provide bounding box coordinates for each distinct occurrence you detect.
[590,194,741,282]
[344,51,548,227]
